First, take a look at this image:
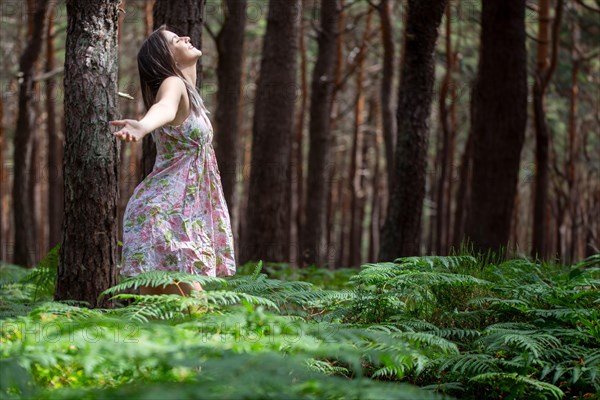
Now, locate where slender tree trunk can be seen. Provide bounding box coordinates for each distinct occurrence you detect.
[328,0,346,268]
[453,130,472,248]
[378,0,395,193]
[0,83,4,259]
[55,0,120,308]
[436,0,453,255]
[302,0,341,267]
[368,95,382,262]
[293,0,308,266]
[12,0,51,267]
[326,153,339,268]
[142,0,206,180]
[214,0,246,231]
[567,22,580,263]
[464,0,528,256]
[446,46,457,251]
[379,0,446,260]
[31,78,44,262]
[531,0,563,259]
[46,3,63,251]
[241,0,300,263]
[349,8,373,267]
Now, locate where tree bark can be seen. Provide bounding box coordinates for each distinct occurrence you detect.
[567,20,580,263]
[328,0,346,268]
[46,2,63,251]
[368,95,382,262]
[436,0,454,255]
[531,0,563,259]
[377,0,396,194]
[379,0,446,261]
[12,0,51,267]
[464,0,528,256]
[348,8,373,267]
[214,0,247,230]
[292,0,308,266]
[453,127,473,249]
[55,0,120,308]
[241,0,301,264]
[141,0,207,180]
[302,0,341,267]
[0,80,4,259]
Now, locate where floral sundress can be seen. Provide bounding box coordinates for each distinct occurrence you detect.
[119,106,236,278]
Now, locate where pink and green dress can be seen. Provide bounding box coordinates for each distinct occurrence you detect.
[119,106,236,278]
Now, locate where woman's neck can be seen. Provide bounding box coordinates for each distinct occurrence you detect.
[180,64,197,87]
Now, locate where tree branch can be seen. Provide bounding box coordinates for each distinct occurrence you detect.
[203,20,217,43]
[33,66,64,82]
[574,0,600,13]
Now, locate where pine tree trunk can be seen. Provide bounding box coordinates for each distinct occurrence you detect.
[214,0,246,229]
[55,0,120,308]
[302,0,340,267]
[349,8,373,267]
[0,83,5,259]
[379,0,446,261]
[241,0,301,264]
[328,0,346,268]
[46,3,63,251]
[567,23,580,262]
[368,95,382,262]
[464,0,528,255]
[436,1,453,255]
[141,0,206,180]
[453,131,472,248]
[12,0,51,267]
[378,0,396,195]
[292,0,308,266]
[532,0,563,259]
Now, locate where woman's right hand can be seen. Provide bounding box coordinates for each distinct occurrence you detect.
[110,119,146,142]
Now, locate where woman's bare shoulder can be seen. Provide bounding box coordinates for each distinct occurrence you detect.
[158,76,187,93]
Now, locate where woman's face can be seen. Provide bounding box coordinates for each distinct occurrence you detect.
[162,30,202,67]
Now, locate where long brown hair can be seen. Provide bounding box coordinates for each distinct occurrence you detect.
[137,25,206,115]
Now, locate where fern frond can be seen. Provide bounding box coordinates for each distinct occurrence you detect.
[431,328,481,341]
[387,317,440,332]
[394,255,478,271]
[435,353,499,376]
[18,244,60,302]
[109,290,279,322]
[389,272,491,289]
[469,372,564,400]
[0,264,30,286]
[394,332,459,355]
[305,358,350,376]
[99,271,227,300]
[468,297,530,310]
[479,331,561,359]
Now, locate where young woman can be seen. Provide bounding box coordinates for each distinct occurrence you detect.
[110,25,236,296]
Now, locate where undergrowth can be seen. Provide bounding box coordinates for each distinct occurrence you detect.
[1,245,598,399]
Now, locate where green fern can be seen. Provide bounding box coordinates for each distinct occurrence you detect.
[98,270,226,301]
[469,372,564,400]
[19,244,60,302]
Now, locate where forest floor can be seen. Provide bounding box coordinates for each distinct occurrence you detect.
[1,249,599,399]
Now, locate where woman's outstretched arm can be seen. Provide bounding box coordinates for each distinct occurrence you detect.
[110,76,187,142]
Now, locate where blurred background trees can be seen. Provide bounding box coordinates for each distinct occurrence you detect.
[1,0,598,273]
